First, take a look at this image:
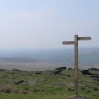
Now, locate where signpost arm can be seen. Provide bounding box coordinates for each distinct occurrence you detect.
[74,34,78,96]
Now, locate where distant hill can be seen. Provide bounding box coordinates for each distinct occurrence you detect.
[0,48,99,67]
[79,49,99,64]
[0,57,40,63]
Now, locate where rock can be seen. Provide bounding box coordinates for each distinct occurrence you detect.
[82,70,89,75]
[0,69,5,71]
[15,80,24,85]
[55,67,66,70]
[53,69,63,75]
[35,71,42,74]
[12,69,21,71]
[88,73,94,75]
[28,81,36,86]
[86,90,91,93]
[90,75,96,78]
[94,78,99,82]
[94,87,98,91]
[68,68,72,70]
[90,74,99,79]
[88,68,99,71]
[67,88,74,91]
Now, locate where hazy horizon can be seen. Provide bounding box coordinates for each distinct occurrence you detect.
[0,46,99,51]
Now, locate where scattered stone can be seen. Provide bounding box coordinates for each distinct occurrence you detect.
[68,68,72,70]
[15,80,24,85]
[67,88,74,91]
[81,87,85,90]
[94,78,99,82]
[12,69,21,71]
[35,71,42,74]
[93,87,98,91]
[67,83,84,87]
[90,75,96,78]
[28,81,36,86]
[66,74,71,77]
[86,90,91,93]
[88,68,99,71]
[90,74,99,82]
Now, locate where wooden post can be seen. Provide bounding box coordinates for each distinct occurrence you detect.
[62,35,91,97]
[74,34,78,96]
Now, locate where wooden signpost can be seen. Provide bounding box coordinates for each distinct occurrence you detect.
[62,34,91,97]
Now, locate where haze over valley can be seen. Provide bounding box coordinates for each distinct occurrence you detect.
[0,47,99,71]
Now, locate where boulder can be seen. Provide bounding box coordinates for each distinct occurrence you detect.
[55,67,66,70]
[82,70,89,75]
[0,69,5,71]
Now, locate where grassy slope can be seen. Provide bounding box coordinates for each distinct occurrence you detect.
[0,70,99,99]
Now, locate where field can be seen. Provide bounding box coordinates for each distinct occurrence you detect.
[0,68,99,99]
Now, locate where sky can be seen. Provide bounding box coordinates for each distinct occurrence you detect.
[0,0,99,50]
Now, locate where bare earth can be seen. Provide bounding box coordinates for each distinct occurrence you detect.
[0,62,67,71]
[0,61,95,71]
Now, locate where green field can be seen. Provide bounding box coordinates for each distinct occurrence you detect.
[0,69,99,99]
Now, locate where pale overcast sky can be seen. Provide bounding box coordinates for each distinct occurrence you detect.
[0,0,99,50]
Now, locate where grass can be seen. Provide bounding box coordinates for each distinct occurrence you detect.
[0,69,99,99]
